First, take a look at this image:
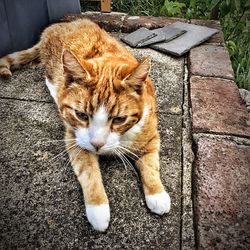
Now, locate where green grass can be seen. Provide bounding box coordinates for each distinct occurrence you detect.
[222,11,250,90]
[80,0,250,90]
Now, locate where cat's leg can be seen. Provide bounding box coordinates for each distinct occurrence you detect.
[136,137,171,215]
[65,130,110,232]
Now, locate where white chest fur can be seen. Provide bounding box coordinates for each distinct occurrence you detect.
[45,78,57,101]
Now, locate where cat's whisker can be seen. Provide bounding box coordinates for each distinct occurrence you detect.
[102,143,120,152]
[40,138,76,144]
[49,143,75,153]
[115,148,139,179]
[120,141,144,147]
[117,145,139,160]
[47,143,77,165]
[63,155,72,170]
[63,146,82,170]
[114,149,128,181]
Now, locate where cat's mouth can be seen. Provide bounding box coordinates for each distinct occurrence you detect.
[77,143,117,156]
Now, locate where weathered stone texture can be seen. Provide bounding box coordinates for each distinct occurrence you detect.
[189,45,234,80]
[63,12,126,32]
[64,13,187,33]
[122,15,186,32]
[191,76,250,137]
[194,138,250,249]
[190,19,224,45]
[151,22,218,57]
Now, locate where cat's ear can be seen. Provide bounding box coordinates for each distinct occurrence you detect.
[124,57,151,95]
[62,49,93,84]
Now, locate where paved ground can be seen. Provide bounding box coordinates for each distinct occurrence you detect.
[1,13,249,250]
[0,43,195,249]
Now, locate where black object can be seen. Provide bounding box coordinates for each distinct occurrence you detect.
[0,0,81,57]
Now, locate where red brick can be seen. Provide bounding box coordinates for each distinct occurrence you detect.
[191,76,250,137]
[190,19,224,45]
[189,45,234,80]
[194,138,250,249]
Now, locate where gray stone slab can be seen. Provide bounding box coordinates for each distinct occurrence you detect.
[140,26,186,47]
[0,98,182,249]
[121,27,157,47]
[151,21,218,56]
[137,28,166,47]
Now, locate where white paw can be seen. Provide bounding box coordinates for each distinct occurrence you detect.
[145,191,171,215]
[86,204,110,232]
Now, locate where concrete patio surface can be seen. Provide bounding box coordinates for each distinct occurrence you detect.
[0,12,249,250]
[0,42,194,249]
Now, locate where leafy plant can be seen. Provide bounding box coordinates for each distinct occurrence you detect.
[160,0,186,17]
[220,0,250,90]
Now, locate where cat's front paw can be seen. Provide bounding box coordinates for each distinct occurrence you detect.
[86,204,110,232]
[145,191,171,215]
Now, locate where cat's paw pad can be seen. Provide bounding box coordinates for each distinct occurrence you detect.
[145,191,171,215]
[86,204,110,232]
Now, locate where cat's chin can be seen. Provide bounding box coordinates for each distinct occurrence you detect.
[79,147,114,156]
[96,150,114,156]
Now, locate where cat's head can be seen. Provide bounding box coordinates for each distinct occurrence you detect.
[52,50,152,155]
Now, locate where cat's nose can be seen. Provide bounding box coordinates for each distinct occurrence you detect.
[90,139,105,151]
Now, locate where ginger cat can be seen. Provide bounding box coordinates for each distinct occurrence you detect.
[0,19,170,232]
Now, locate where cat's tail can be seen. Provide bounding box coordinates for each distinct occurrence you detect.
[0,42,41,78]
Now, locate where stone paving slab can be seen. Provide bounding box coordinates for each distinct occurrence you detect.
[0,66,51,102]
[139,26,185,47]
[190,19,224,45]
[0,98,182,249]
[121,27,157,47]
[189,44,234,80]
[138,28,166,47]
[194,138,250,249]
[151,22,218,56]
[191,76,250,137]
[0,41,186,248]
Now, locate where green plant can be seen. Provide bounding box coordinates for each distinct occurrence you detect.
[113,0,164,16]
[220,0,250,90]
[160,0,186,17]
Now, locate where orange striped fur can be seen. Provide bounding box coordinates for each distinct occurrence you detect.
[0,19,170,231]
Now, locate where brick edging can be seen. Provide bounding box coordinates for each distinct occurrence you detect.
[186,14,250,250]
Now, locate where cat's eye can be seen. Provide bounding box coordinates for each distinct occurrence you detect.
[75,111,88,121]
[112,116,127,125]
